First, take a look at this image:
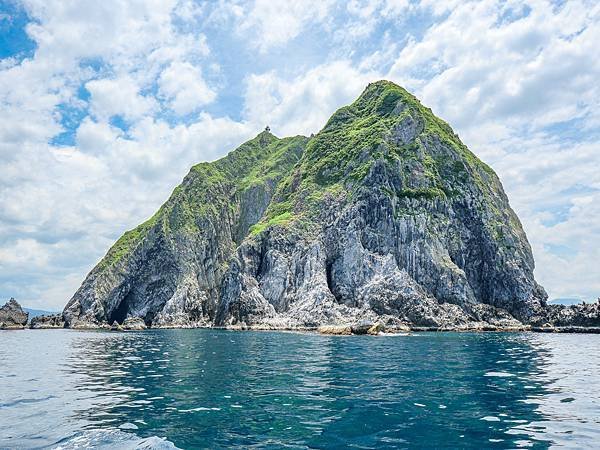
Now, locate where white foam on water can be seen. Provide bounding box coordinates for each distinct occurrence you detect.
[179,407,212,412]
[53,429,179,449]
[481,416,501,422]
[484,371,515,377]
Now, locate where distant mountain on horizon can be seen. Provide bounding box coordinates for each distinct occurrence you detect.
[548,298,585,306]
[23,307,60,319]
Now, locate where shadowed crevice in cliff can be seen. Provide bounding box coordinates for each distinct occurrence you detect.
[324,259,342,304]
[109,291,132,325]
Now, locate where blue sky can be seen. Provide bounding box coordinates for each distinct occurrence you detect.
[0,0,599,310]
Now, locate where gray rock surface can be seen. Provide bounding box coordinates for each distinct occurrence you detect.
[29,314,64,329]
[0,298,29,329]
[535,299,600,327]
[63,133,307,329]
[122,317,147,330]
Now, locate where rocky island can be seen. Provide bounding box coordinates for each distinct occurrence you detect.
[0,298,28,329]
[57,81,598,333]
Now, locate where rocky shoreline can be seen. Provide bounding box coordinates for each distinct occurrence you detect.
[61,297,600,334]
[23,324,600,334]
[214,322,600,334]
[3,296,600,334]
[29,314,65,329]
[15,320,600,336]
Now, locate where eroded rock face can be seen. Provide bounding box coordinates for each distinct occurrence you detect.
[537,300,600,327]
[61,81,592,330]
[216,82,546,329]
[0,298,28,329]
[29,314,64,329]
[63,133,307,329]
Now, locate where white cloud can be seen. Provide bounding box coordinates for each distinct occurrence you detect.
[388,0,600,130]
[22,0,180,64]
[0,61,64,160]
[75,118,121,153]
[0,239,50,271]
[243,61,380,136]
[237,0,336,52]
[173,0,205,23]
[381,0,410,17]
[331,0,412,47]
[86,76,156,121]
[158,61,216,115]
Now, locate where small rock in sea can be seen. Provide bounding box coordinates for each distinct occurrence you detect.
[367,322,385,335]
[111,322,125,332]
[317,325,352,335]
[351,320,374,335]
[0,298,28,329]
[122,317,147,331]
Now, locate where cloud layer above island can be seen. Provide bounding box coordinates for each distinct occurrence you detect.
[0,0,599,310]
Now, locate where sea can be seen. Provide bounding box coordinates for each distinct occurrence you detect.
[1,329,599,449]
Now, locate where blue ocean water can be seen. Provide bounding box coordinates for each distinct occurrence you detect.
[0,330,599,449]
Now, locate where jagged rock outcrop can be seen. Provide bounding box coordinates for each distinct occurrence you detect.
[0,298,28,329]
[63,132,307,328]
[537,299,600,327]
[29,314,65,329]
[62,81,598,331]
[122,317,147,330]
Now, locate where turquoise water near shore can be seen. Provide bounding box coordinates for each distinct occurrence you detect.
[1,329,599,449]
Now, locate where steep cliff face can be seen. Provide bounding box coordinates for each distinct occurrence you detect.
[63,132,307,328]
[216,81,547,329]
[64,81,555,329]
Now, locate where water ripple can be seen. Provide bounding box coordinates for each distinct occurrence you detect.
[0,330,599,448]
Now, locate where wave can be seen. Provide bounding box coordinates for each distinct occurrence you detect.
[52,429,180,449]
